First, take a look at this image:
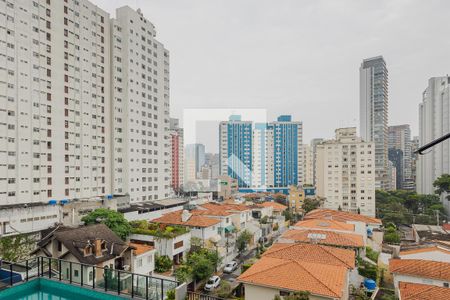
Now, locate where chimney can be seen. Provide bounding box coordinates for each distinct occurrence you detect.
[181,210,192,222]
[95,239,103,257]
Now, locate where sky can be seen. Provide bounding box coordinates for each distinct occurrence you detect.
[94,0,450,152]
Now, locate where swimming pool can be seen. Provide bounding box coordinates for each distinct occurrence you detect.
[0,278,126,299]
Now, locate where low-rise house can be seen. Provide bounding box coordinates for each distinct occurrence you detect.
[280,229,364,253]
[399,246,450,263]
[389,259,450,294]
[398,282,450,300]
[293,219,356,234]
[151,210,221,249]
[257,202,287,217]
[119,198,188,222]
[129,221,191,264]
[31,224,135,285]
[130,242,156,275]
[199,202,252,231]
[412,224,450,244]
[238,243,354,300]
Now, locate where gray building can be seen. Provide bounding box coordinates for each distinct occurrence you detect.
[388,148,403,190]
[388,125,414,190]
[360,56,389,190]
[417,76,450,194]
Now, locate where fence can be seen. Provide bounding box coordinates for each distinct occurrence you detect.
[0,256,178,299]
[186,291,227,300]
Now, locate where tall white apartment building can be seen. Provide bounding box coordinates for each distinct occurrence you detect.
[301,144,314,186]
[360,56,389,190]
[417,76,450,194]
[111,6,170,202]
[252,123,267,188]
[316,128,376,217]
[0,0,111,205]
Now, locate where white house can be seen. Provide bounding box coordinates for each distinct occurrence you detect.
[130,243,156,275]
[390,259,450,296]
[399,246,450,263]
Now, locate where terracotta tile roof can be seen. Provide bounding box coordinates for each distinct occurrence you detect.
[305,208,382,225]
[201,202,250,213]
[389,259,450,282]
[258,201,288,211]
[398,282,450,300]
[294,219,355,232]
[442,223,450,231]
[130,242,154,256]
[263,243,355,269]
[238,256,347,298]
[282,229,364,248]
[400,246,450,256]
[152,210,221,228]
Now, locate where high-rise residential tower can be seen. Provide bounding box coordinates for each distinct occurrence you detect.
[184,143,206,183]
[417,76,450,194]
[170,118,183,192]
[110,6,170,202]
[316,128,376,217]
[219,116,253,188]
[0,0,111,205]
[360,56,389,190]
[310,138,324,187]
[388,124,413,190]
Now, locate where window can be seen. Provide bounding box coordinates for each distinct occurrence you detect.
[57,241,62,252]
[74,270,79,277]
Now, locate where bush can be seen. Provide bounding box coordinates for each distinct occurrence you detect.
[241,263,253,273]
[166,289,175,300]
[215,281,232,298]
[358,260,377,280]
[366,247,379,263]
[155,255,173,273]
[384,232,400,244]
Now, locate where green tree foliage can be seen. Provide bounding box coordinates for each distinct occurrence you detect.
[302,198,321,214]
[0,234,35,262]
[376,190,445,226]
[215,281,232,298]
[357,259,378,280]
[174,248,221,283]
[166,289,175,300]
[81,208,131,240]
[433,174,450,194]
[155,255,173,273]
[366,247,379,263]
[236,230,253,254]
[273,291,310,300]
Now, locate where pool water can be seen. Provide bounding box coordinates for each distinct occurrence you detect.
[0,278,125,300]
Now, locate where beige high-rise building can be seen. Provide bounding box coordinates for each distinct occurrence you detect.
[301,144,314,186]
[316,127,376,217]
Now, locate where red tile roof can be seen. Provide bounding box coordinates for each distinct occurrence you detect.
[152,210,221,228]
[399,246,450,256]
[305,208,382,225]
[442,223,450,231]
[258,202,288,211]
[238,256,347,298]
[130,242,154,256]
[282,229,364,248]
[263,243,355,269]
[399,282,450,300]
[389,259,450,282]
[294,219,355,232]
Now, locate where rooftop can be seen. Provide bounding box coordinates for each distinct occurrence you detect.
[294,219,355,232]
[282,229,364,248]
[130,221,190,238]
[130,242,154,256]
[152,210,221,228]
[304,208,382,225]
[389,259,450,282]
[257,201,288,211]
[398,282,450,300]
[399,246,450,256]
[238,251,348,298]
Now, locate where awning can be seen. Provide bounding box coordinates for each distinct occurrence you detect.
[224,225,235,233]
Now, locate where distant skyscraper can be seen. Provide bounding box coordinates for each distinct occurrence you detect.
[388,125,413,190]
[388,148,403,190]
[360,56,389,190]
[301,144,314,186]
[185,144,206,183]
[417,76,450,194]
[205,153,220,180]
[316,128,375,217]
[170,118,184,192]
[219,115,302,190]
[219,116,253,187]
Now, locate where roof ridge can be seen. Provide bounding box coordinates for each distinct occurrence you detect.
[239,258,291,279]
[292,260,340,298]
[317,244,353,268]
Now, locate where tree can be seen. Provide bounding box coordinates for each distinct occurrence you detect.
[236,230,253,254]
[0,234,35,262]
[433,174,450,194]
[188,251,215,281]
[155,255,173,273]
[81,208,131,240]
[277,291,310,300]
[302,198,321,213]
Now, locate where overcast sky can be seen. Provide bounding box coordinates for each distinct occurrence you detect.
[95,0,450,152]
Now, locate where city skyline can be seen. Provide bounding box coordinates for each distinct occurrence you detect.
[94,0,450,152]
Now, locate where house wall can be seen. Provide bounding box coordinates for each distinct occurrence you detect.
[243,284,335,300]
[393,274,450,295]
[133,250,155,275]
[123,205,184,222]
[399,251,450,263]
[129,232,191,261]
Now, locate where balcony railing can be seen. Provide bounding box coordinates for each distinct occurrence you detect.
[0,256,178,299]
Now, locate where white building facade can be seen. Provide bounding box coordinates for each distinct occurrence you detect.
[110,6,171,202]
[316,128,376,217]
[417,76,450,195]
